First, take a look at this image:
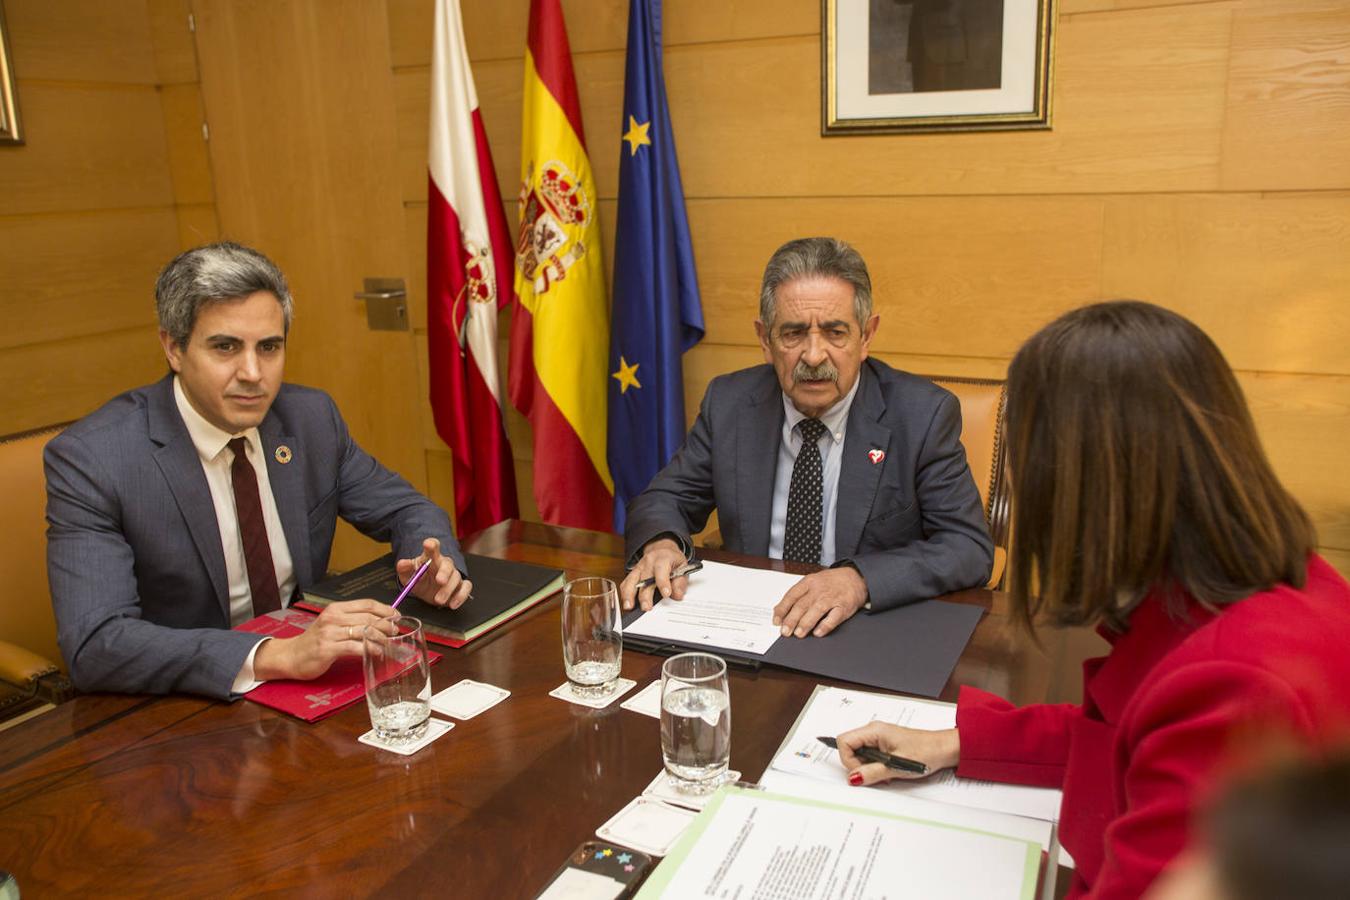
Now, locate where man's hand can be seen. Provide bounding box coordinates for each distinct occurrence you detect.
[836,722,960,785]
[253,599,397,681]
[620,537,691,611]
[772,566,868,638]
[397,537,471,609]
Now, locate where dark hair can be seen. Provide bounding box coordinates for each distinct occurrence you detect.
[1006,300,1315,629]
[759,237,873,330]
[156,241,293,347]
[1207,752,1350,900]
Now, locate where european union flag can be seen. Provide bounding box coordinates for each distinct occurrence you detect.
[608,0,704,533]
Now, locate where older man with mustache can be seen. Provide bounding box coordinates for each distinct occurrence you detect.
[621,238,993,638]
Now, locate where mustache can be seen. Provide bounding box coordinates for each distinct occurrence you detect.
[792,359,839,383]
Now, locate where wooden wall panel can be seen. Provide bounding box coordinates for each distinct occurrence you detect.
[4,0,158,84]
[686,196,1106,357]
[387,0,818,69]
[175,203,221,249]
[1101,193,1350,375]
[0,209,177,350]
[1221,2,1350,191]
[148,0,197,84]
[0,329,166,434]
[0,85,174,215]
[159,84,214,205]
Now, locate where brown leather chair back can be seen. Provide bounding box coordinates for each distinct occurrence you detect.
[924,376,1010,588]
[0,424,67,669]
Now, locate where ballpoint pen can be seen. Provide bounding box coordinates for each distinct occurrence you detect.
[390,558,432,610]
[816,735,929,775]
[634,560,704,591]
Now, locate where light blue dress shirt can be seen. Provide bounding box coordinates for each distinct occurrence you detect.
[767,377,861,565]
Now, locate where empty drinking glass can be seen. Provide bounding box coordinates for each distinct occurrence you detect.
[660,652,731,793]
[561,576,623,698]
[363,614,431,744]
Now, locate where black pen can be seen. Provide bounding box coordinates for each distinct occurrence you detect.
[817,735,929,775]
[633,560,704,591]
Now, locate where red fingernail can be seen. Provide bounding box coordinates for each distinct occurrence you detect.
[848,772,863,786]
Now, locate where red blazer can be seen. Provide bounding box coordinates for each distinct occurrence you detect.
[955,555,1350,899]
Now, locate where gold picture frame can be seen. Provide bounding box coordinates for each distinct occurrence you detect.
[823,0,1054,135]
[0,1,22,145]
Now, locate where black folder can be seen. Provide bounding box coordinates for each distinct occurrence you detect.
[622,598,983,698]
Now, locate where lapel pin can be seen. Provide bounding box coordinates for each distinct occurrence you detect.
[275,445,293,464]
[868,448,885,465]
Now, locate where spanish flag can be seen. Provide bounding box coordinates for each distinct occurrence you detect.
[509,0,613,531]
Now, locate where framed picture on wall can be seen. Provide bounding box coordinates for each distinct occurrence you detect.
[0,1,22,145]
[823,0,1054,135]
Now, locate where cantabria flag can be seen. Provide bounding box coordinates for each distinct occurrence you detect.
[509,0,614,531]
[426,0,519,535]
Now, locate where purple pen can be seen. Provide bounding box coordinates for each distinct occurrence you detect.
[390,558,433,610]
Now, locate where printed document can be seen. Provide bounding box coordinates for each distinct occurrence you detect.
[624,560,799,655]
[637,787,1039,900]
[769,686,1063,823]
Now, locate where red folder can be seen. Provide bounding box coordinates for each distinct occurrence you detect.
[234,609,441,722]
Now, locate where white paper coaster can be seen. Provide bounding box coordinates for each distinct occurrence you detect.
[595,796,698,858]
[549,678,637,709]
[641,768,740,811]
[619,680,662,719]
[357,717,454,756]
[430,678,511,719]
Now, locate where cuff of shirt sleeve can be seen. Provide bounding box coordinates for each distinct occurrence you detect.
[231,637,270,695]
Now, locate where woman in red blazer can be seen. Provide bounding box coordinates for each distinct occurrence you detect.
[837,301,1350,900]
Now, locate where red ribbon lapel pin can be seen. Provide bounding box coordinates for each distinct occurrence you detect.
[868,448,885,465]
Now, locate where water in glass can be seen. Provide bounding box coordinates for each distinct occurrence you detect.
[660,653,731,793]
[561,577,622,698]
[363,615,431,744]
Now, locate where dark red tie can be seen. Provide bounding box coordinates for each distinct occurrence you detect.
[228,437,281,615]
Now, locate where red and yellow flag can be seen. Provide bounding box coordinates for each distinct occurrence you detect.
[508,0,613,531]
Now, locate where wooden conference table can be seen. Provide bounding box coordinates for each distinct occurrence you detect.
[0,520,1061,898]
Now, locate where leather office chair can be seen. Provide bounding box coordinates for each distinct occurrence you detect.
[0,424,75,724]
[923,375,1010,590]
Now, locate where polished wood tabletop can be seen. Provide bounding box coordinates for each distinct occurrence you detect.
[0,521,1061,898]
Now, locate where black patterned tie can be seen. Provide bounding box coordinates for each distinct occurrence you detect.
[783,418,828,564]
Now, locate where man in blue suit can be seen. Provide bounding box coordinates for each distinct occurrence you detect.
[622,237,993,638]
[46,242,469,699]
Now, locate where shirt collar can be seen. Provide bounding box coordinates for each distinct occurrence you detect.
[173,376,258,463]
[781,374,860,445]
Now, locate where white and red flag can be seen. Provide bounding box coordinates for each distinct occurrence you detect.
[427,0,519,534]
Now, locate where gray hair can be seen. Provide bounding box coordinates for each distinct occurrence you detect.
[156,242,293,347]
[758,237,873,330]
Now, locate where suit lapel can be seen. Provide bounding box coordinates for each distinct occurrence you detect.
[835,363,891,559]
[260,412,311,589]
[147,376,229,616]
[736,370,783,556]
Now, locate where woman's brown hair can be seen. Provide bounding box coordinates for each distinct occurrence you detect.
[1006,300,1315,630]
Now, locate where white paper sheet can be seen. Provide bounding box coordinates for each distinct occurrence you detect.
[770,686,1063,823]
[639,789,1038,900]
[624,560,799,655]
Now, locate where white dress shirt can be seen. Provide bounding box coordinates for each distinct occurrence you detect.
[174,377,296,692]
[767,377,860,566]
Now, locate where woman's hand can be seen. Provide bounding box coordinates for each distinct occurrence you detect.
[836,723,961,786]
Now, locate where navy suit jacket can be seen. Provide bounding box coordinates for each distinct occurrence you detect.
[45,375,461,699]
[624,359,993,609]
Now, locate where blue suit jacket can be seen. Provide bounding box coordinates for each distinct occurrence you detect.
[44,375,461,699]
[624,359,993,609]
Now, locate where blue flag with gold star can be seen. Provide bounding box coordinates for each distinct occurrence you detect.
[608,0,704,532]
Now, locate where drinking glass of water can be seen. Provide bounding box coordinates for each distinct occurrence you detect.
[362,614,431,744]
[660,652,731,793]
[561,576,623,698]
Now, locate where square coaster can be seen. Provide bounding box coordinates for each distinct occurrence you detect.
[430,679,511,720]
[641,768,741,811]
[357,717,454,756]
[619,680,661,719]
[549,678,637,709]
[595,796,698,858]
